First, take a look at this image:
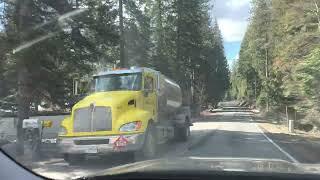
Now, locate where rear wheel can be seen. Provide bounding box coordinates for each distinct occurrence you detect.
[134,123,157,161]
[63,154,85,165]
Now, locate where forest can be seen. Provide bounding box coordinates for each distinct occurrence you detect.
[231,0,320,125]
[0,0,229,116]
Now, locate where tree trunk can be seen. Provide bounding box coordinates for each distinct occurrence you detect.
[119,0,125,68]
[254,76,257,101]
[15,0,32,156]
[176,0,182,80]
[313,0,320,32]
[157,0,164,55]
[16,67,31,155]
[265,33,269,112]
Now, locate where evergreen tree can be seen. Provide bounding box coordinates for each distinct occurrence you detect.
[231,0,320,117]
[0,0,232,154]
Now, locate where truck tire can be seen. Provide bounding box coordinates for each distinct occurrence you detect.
[63,154,85,165]
[174,125,190,142]
[134,123,157,161]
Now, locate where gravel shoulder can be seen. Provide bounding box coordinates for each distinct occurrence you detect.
[254,114,320,163]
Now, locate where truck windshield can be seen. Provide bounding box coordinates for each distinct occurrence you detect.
[94,73,142,92]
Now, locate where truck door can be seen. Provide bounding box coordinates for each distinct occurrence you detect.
[143,73,157,120]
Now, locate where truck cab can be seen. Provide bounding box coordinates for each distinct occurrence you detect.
[58,67,190,163]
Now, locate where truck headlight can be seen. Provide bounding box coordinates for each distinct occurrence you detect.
[119,121,142,132]
[58,126,67,135]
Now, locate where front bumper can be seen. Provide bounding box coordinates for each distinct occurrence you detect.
[57,133,145,155]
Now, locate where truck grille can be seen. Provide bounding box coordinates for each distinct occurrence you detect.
[73,107,112,132]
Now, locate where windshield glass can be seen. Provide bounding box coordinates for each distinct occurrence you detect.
[1,0,320,179]
[94,73,142,92]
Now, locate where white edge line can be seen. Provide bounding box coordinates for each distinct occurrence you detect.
[254,123,299,164]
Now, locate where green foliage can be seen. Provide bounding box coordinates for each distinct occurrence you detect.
[141,0,229,105]
[296,48,320,109]
[0,0,119,110]
[0,0,230,112]
[231,0,320,113]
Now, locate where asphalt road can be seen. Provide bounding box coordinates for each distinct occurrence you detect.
[15,111,303,179]
[183,112,294,162]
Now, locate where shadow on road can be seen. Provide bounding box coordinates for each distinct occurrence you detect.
[26,138,191,179]
[198,112,267,123]
[29,154,136,179]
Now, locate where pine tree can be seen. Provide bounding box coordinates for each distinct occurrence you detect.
[231,0,320,117]
[1,0,120,154]
[124,0,153,67]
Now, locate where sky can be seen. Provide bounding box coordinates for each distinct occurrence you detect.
[211,0,251,67]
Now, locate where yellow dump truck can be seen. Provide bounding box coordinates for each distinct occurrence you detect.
[58,67,192,164]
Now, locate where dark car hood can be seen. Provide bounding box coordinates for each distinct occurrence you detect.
[83,157,320,178]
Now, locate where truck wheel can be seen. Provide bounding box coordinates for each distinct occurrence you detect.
[134,124,157,161]
[175,125,190,142]
[63,154,85,165]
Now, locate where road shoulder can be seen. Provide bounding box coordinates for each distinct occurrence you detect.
[255,115,320,163]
